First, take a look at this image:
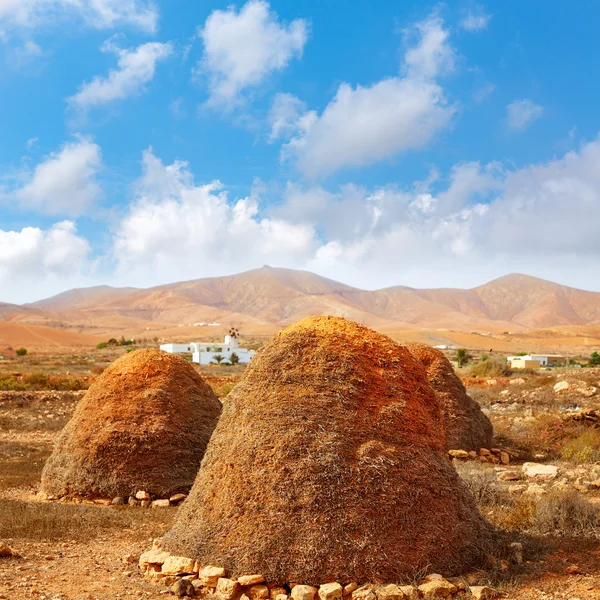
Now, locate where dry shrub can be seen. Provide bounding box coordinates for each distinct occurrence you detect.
[455,462,506,508]
[403,342,493,451]
[0,372,88,391]
[560,429,600,463]
[468,360,513,378]
[41,349,222,499]
[162,316,497,585]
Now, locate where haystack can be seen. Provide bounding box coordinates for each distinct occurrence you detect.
[161,316,495,584]
[403,342,493,452]
[40,349,222,499]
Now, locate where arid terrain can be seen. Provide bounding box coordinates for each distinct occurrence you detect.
[1,345,600,599]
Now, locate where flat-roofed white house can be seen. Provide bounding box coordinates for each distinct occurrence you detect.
[160,330,254,365]
[507,354,566,367]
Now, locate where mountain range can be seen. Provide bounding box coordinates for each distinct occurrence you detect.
[1,267,598,336]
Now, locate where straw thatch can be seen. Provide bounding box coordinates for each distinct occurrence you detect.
[40,349,221,499]
[161,316,496,584]
[403,342,493,451]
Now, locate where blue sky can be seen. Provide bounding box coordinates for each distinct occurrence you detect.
[1,0,600,303]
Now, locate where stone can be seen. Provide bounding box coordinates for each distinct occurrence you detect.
[248,585,269,600]
[343,583,358,596]
[469,586,499,599]
[509,378,525,385]
[479,448,492,456]
[199,565,227,587]
[417,579,457,599]
[508,484,528,494]
[500,452,510,465]
[497,470,520,481]
[140,499,151,508]
[319,583,343,600]
[217,577,241,600]
[172,578,195,597]
[566,565,581,575]
[270,587,288,600]
[151,499,171,508]
[376,584,405,600]
[238,575,266,586]
[448,450,469,459]
[291,586,318,600]
[135,490,151,501]
[275,595,288,600]
[170,493,187,504]
[509,542,523,565]
[0,542,19,558]
[128,496,139,506]
[112,496,126,505]
[523,463,558,480]
[554,381,570,393]
[525,484,546,495]
[162,556,196,575]
[351,585,376,600]
[398,588,417,600]
[138,549,170,569]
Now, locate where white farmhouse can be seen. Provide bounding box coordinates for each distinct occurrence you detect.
[160,333,254,365]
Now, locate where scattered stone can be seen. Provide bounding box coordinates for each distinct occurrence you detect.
[171,578,195,597]
[376,584,405,600]
[135,490,151,501]
[469,586,499,599]
[343,583,358,596]
[525,483,546,495]
[112,496,126,505]
[248,585,269,600]
[292,585,318,600]
[216,578,241,600]
[140,499,151,508]
[417,579,457,599]
[275,595,288,600]
[522,462,558,480]
[554,381,570,393]
[199,566,227,587]
[139,549,171,569]
[236,575,265,586]
[151,499,171,508]
[566,565,582,575]
[0,542,19,558]
[351,585,376,600]
[508,484,528,494]
[161,556,196,575]
[170,493,187,504]
[448,450,469,459]
[270,587,288,599]
[398,587,417,600]
[497,470,520,481]
[509,378,525,385]
[128,496,140,506]
[318,583,343,600]
[500,452,510,465]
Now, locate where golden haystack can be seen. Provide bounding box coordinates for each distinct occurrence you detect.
[403,342,493,451]
[161,316,495,584]
[41,349,222,499]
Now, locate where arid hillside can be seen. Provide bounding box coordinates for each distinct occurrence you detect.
[14,267,600,333]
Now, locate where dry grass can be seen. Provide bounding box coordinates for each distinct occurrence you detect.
[468,360,513,378]
[560,429,600,463]
[0,372,89,391]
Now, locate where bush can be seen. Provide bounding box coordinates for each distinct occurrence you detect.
[15,348,27,357]
[589,351,600,366]
[561,429,600,463]
[468,359,512,378]
[96,342,108,349]
[528,491,600,536]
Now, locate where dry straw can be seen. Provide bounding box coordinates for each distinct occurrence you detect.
[162,316,496,584]
[403,342,493,452]
[41,349,222,499]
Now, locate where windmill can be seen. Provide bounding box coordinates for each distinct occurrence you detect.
[228,327,240,339]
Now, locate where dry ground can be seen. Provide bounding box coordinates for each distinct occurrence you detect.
[1,360,600,598]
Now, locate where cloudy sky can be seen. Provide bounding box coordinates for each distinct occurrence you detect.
[1,0,600,303]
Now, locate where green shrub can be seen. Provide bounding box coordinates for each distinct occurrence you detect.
[561,429,600,463]
[15,348,27,357]
[96,342,108,349]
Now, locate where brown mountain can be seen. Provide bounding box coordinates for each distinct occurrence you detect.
[17,267,600,332]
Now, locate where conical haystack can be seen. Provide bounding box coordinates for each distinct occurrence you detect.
[403,342,493,452]
[161,316,495,584]
[41,349,222,499]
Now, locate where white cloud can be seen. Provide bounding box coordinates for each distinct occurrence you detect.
[25,137,39,150]
[197,0,308,107]
[506,98,544,131]
[68,40,172,113]
[0,0,158,34]
[112,149,317,283]
[460,10,492,32]
[278,15,456,177]
[268,93,308,141]
[4,137,102,216]
[0,221,91,302]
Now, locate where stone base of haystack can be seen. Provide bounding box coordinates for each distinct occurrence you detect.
[36,490,187,508]
[448,447,514,465]
[138,540,519,599]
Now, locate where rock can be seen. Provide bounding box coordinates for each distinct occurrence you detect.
[376,584,405,600]
[199,565,227,587]
[500,452,510,465]
[135,490,151,501]
[525,483,547,495]
[497,470,520,481]
[171,578,195,597]
[469,586,499,599]
[128,496,140,506]
[238,575,265,586]
[170,493,187,503]
[508,484,528,494]
[523,462,558,480]
[509,378,525,385]
[417,579,457,599]
[319,583,343,600]
[578,386,597,398]
[448,450,469,459]
[422,574,443,582]
[554,381,570,393]
[162,556,196,575]
[217,578,241,600]
[0,542,19,558]
[139,549,170,569]
[486,379,497,386]
[112,496,126,505]
[397,588,417,600]
[275,595,288,600]
[291,586,318,600]
[140,500,151,508]
[270,587,288,600]
[566,565,581,575]
[151,499,171,508]
[509,542,523,565]
[248,585,269,600]
[343,583,358,596]
[479,448,492,456]
[352,586,376,600]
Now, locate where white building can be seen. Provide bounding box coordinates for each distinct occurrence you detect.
[160,334,254,365]
[506,354,566,367]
